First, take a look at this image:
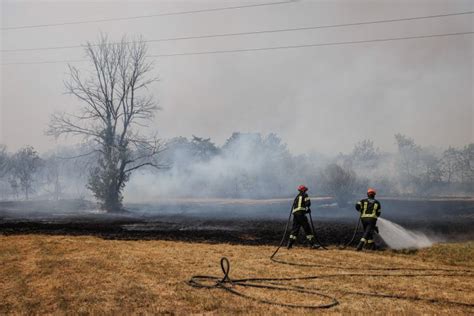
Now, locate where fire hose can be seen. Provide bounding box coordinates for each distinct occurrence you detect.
[270,205,328,260]
[188,207,474,310]
[188,257,474,309]
[338,217,361,249]
[188,257,339,309]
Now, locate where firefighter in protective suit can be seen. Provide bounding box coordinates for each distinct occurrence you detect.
[287,185,319,249]
[355,188,381,251]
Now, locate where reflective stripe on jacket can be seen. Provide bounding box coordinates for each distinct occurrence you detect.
[292,193,311,214]
[356,198,381,219]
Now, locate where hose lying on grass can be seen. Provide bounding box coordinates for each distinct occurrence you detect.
[188,207,474,309]
[187,257,474,309]
[188,257,339,309]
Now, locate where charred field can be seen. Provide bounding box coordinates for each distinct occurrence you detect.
[1,198,474,314]
[1,197,473,246]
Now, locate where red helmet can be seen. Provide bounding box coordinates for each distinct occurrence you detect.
[367,188,376,196]
[298,185,308,192]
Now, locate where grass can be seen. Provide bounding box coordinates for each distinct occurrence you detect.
[0,235,473,315]
[417,242,474,267]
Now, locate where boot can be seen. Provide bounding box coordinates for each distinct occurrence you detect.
[287,240,294,249]
[367,243,375,250]
[310,243,321,249]
[356,241,365,251]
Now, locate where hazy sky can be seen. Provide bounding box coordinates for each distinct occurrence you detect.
[1,0,473,155]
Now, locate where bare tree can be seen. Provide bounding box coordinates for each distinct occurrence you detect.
[10,146,42,200]
[47,35,163,212]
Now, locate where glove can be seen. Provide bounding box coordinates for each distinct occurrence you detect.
[306,208,311,214]
[374,226,379,234]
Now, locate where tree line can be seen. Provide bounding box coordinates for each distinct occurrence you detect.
[1,133,472,205]
[1,35,472,211]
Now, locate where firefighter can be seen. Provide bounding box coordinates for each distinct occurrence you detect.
[287,185,319,249]
[355,188,381,251]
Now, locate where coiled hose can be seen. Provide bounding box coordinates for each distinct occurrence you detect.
[188,257,474,309]
[187,206,474,310]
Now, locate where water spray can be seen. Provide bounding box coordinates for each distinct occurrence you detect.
[378,218,435,249]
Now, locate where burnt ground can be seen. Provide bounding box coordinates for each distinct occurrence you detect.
[0,198,473,247]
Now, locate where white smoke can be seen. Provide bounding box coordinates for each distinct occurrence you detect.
[124,133,311,201]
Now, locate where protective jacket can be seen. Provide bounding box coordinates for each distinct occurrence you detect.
[355,198,381,219]
[292,192,311,214]
[288,192,315,247]
[355,197,382,250]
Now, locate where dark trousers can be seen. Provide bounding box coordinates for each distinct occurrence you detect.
[290,212,313,239]
[361,218,377,243]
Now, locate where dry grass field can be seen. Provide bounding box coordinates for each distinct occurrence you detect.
[0,235,473,315]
